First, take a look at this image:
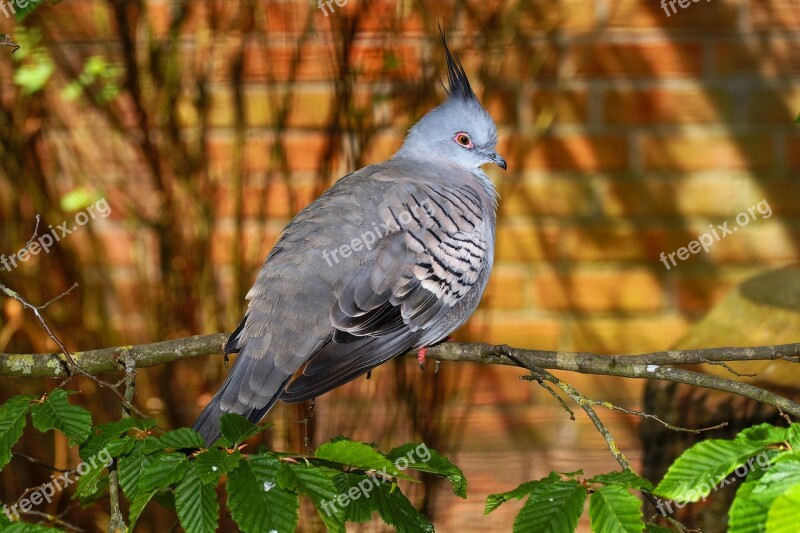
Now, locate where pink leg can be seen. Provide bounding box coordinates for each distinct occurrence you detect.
[416,346,428,370]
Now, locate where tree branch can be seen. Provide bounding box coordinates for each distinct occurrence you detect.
[1,335,799,416]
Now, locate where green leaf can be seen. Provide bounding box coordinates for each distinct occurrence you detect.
[128,488,158,528]
[728,453,800,532]
[786,423,800,449]
[157,428,205,450]
[655,437,768,502]
[14,0,48,21]
[513,480,586,533]
[485,472,560,514]
[80,418,154,461]
[74,460,108,500]
[332,471,382,523]
[195,448,242,486]
[0,395,32,469]
[175,467,219,533]
[372,480,434,533]
[589,469,654,491]
[227,455,299,533]
[30,389,92,446]
[387,443,467,497]
[139,452,190,493]
[765,483,800,532]
[219,413,264,447]
[316,440,408,479]
[13,54,54,94]
[589,485,644,533]
[292,463,347,533]
[59,188,103,212]
[738,423,789,445]
[118,440,149,499]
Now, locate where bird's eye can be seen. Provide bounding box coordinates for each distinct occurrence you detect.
[454,132,473,148]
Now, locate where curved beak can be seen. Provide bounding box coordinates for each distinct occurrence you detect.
[487,150,507,171]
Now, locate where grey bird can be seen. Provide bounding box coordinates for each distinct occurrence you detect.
[193,33,506,444]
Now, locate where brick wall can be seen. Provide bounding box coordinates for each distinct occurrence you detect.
[2,0,800,530]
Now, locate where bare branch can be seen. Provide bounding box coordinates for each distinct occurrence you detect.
[1,335,800,417]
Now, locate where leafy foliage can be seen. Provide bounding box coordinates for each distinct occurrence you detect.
[485,422,800,532]
[0,392,465,531]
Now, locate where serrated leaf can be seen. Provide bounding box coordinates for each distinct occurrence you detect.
[786,424,800,450]
[655,437,768,502]
[176,467,219,533]
[118,441,149,499]
[195,448,242,486]
[292,463,347,533]
[387,443,467,497]
[765,482,800,532]
[139,452,190,493]
[128,488,158,528]
[589,485,644,533]
[589,469,654,491]
[738,423,789,446]
[0,395,32,469]
[219,413,264,447]
[316,440,409,479]
[729,453,800,532]
[513,480,586,533]
[157,428,205,450]
[74,460,108,500]
[80,418,154,461]
[485,472,561,514]
[30,389,92,446]
[227,455,299,533]
[332,471,382,523]
[372,479,434,533]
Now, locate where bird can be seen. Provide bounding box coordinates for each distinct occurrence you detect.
[193,31,506,445]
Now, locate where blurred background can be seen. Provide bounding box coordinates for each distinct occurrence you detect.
[1,0,799,531]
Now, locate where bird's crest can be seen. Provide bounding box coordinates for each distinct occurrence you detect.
[440,28,477,103]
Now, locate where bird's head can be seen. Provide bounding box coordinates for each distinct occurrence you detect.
[395,32,506,172]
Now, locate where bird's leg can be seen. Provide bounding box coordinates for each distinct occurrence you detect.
[416,346,428,370]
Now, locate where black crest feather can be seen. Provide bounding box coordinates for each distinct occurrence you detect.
[439,27,476,103]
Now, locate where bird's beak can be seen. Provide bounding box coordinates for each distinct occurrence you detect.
[487,151,507,171]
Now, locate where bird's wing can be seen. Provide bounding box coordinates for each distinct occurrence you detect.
[281,177,492,402]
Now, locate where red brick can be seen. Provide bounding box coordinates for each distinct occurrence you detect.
[607,0,740,29]
[501,175,596,217]
[642,134,775,171]
[532,90,589,125]
[750,0,800,30]
[495,222,563,262]
[533,268,664,312]
[465,313,563,351]
[505,134,628,171]
[605,88,731,125]
[749,87,800,124]
[568,316,690,354]
[574,42,704,79]
[715,41,800,76]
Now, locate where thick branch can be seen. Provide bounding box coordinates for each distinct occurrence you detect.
[1,335,800,417]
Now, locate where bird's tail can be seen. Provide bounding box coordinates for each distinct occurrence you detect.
[192,374,280,446]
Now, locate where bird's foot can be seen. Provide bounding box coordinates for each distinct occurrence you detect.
[417,346,428,371]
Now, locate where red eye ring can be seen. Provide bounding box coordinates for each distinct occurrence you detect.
[454,132,473,149]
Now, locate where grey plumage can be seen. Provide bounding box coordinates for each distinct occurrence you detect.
[193,32,506,444]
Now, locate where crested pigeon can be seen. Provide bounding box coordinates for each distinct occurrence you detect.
[193,33,506,444]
